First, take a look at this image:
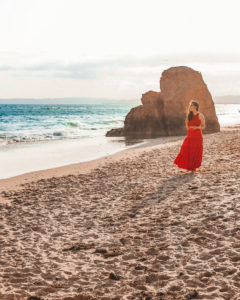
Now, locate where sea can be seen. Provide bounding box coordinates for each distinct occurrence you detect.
[0,101,239,179]
[0,102,135,144]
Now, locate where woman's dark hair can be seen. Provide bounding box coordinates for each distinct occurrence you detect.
[187,101,199,121]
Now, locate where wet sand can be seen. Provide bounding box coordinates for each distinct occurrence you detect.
[0,125,239,300]
[0,135,147,180]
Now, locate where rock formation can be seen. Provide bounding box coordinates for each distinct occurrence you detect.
[106,66,220,138]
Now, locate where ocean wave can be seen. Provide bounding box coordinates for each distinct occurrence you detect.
[0,129,104,147]
[100,119,123,124]
[64,120,83,128]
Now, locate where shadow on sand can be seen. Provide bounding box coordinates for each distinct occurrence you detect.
[149,172,196,204]
[123,172,196,218]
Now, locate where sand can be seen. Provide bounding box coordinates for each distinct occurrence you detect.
[0,125,239,300]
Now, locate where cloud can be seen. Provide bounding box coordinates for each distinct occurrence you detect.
[53,71,98,80]
[0,65,13,71]
[1,52,240,80]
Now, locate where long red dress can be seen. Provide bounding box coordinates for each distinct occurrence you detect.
[173,112,203,171]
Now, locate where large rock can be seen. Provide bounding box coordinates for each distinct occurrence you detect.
[122,91,168,138]
[106,66,220,138]
[160,66,220,136]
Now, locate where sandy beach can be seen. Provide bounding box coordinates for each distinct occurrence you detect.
[0,124,240,300]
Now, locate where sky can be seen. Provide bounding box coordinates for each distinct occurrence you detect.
[0,0,240,99]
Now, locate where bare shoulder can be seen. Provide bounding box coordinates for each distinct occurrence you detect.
[198,112,205,119]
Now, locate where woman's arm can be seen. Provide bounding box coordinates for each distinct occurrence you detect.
[197,114,205,130]
[200,114,206,129]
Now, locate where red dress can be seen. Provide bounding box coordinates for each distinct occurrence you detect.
[173,112,203,171]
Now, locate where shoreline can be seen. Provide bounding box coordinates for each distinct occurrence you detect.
[0,124,239,299]
[0,124,239,197]
[0,133,185,198]
[0,135,147,180]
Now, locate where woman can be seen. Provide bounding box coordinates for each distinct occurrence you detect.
[173,100,205,172]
